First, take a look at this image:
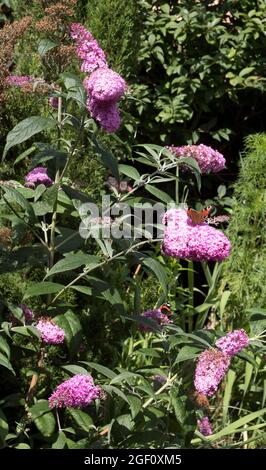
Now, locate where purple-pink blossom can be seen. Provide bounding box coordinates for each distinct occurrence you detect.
[84,69,126,133]
[168,144,226,173]
[139,309,173,332]
[25,167,53,188]
[194,348,231,396]
[70,23,107,73]
[6,75,34,88]
[48,374,101,408]
[48,96,59,108]
[215,329,249,356]
[162,208,231,262]
[84,68,126,102]
[35,319,65,345]
[87,97,121,133]
[197,416,213,436]
[70,23,126,133]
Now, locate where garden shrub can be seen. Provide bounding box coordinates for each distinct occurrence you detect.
[133,0,266,155]
[221,133,266,324]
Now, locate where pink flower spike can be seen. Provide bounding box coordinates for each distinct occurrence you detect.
[162,208,231,262]
[168,144,226,174]
[48,374,101,408]
[197,416,213,436]
[215,329,249,356]
[35,319,65,345]
[194,348,231,397]
[25,167,53,188]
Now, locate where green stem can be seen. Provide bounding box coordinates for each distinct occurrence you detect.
[143,373,177,409]
[49,170,60,271]
[187,260,194,332]
[175,165,179,204]
[50,238,161,304]
[56,409,62,432]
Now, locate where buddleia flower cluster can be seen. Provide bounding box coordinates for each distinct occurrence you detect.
[48,374,101,408]
[168,144,226,174]
[162,209,231,262]
[70,23,126,133]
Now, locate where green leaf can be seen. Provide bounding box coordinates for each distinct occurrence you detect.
[34,184,47,202]
[207,408,266,442]
[0,409,9,446]
[223,369,236,424]
[38,39,58,56]
[0,336,10,358]
[110,371,140,385]
[170,390,186,424]
[0,185,36,223]
[3,116,56,158]
[92,137,119,179]
[14,146,36,165]
[127,395,142,419]
[13,443,31,449]
[34,411,56,437]
[140,257,168,294]
[176,346,201,363]
[70,285,92,296]
[118,164,140,181]
[23,282,64,299]
[0,353,15,374]
[68,409,94,432]
[30,400,50,420]
[54,310,82,359]
[61,365,90,376]
[81,361,116,379]
[52,431,66,449]
[45,253,100,278]
[102,385,129,404]
[61,72,86,108]
[11,325,40,340]
[146,184,174,203]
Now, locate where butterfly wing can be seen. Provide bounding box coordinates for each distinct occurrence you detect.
[187,206,212,225]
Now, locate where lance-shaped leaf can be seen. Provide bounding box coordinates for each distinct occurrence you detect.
[3,116,56,159]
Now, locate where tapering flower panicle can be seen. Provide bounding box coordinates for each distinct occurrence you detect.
[25,167,53,188]
[216,329,249,356]
[70,23,107,73]
[48,374,101,408]
[168,144,226,173]
[139,309,173,332]
[162,209,231,262]
[84,69,126,133]
[36,318,65,344]
[70,23,126,133]
[194,348,231,396]
[197,416,213,436]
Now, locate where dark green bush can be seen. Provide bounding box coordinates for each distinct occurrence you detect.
[132,0,266,153]
[221,133,266,323]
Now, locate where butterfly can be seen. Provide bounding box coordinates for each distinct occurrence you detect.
[159,303,173,316]
[187,206,213,225]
